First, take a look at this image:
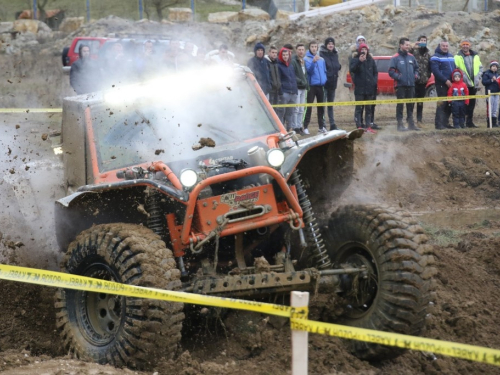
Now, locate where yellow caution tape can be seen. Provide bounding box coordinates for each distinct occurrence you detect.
[272,94,489,108]
[0,108,62,113]
[290,319,500,367]
[2,263,500,367]
[0,263,306,319]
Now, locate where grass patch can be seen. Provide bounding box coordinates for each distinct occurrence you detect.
[467,219,492,230]
[0,0,242,22]
[420,222,466,247]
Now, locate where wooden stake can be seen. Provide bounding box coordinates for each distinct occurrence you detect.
[291,291,310,375]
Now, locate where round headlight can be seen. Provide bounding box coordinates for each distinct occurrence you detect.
[267,149,285,168]
[180,169,198,188]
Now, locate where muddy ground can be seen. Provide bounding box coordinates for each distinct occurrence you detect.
[1,107,500,374]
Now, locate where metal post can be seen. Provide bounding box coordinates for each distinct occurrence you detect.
[191,0,194,20]
[488,90,492,128]
[293,0,296,12]
[33,0,37,20]
[138,0,143,19]
[242,0,246,10]
[86,0,90,22]
[291,291,309,375]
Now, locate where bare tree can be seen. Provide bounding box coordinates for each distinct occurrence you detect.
[33,0,49,21]
[144,0,183,21]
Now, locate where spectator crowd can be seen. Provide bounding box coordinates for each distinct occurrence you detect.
[70,36,500,134]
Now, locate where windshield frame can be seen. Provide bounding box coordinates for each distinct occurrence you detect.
[85,71,282,182]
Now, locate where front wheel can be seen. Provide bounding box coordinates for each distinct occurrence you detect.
[55,223,184,369]
[323,205,436,360]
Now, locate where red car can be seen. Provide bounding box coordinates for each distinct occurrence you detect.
[345,56,436,97]
[62,37,109,73]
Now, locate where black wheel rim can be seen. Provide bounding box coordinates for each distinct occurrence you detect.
[336,242,378,319]
[76,263,125,346]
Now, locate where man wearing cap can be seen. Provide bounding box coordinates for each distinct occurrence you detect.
[455,39,483,128]
[430,39,456,130]
[247,42,271,98]
[411,35,432,127]
[389,37,420,131]
[320,37,341,130]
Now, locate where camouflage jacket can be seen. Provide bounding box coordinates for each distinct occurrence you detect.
[410,47,432,85]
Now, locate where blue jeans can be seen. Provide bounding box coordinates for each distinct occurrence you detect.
[294,89,307,129]
[277,92,298,131]
[324,87,336,128]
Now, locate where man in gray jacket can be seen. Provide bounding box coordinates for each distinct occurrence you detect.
[389,37,420,131]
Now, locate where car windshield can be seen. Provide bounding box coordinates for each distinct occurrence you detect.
[90,68,278,173]
[376,59,390,73]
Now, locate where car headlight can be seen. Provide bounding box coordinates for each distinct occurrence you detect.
[267,149,285,168]
[179,169,198,189]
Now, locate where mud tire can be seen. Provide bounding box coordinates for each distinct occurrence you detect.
[324,205,436,360]
[54,223,184,369]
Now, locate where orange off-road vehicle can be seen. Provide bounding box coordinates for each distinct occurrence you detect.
[54,65,436,369]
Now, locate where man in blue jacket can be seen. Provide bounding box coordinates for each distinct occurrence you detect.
[389,37,420,131]
[430,40,456,129]
[303,40,327,134]
[247,42,271,97]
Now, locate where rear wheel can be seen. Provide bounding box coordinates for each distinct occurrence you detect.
[324,205,436,360]
[55,223,184,369]
[425,84,436,98]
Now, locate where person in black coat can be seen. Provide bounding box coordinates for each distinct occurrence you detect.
[349,43,378,132]
[320,37,341,130]
[247,42,271,97]
[265,46,281,105]
[70,44,101,95]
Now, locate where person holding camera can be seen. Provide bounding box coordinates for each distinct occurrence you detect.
[389,37,420,131]
[349,43,378,133]
[410,35,432,127]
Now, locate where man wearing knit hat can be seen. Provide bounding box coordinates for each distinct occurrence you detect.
[320,37,341,130]
[482,60,500,127]
[349,43,378,133]
[247,42,271,97]
[454,39,483,128]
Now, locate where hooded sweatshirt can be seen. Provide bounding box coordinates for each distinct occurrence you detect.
[447,69,469,105]
[277,47,298,95]
[247,43,271,94]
